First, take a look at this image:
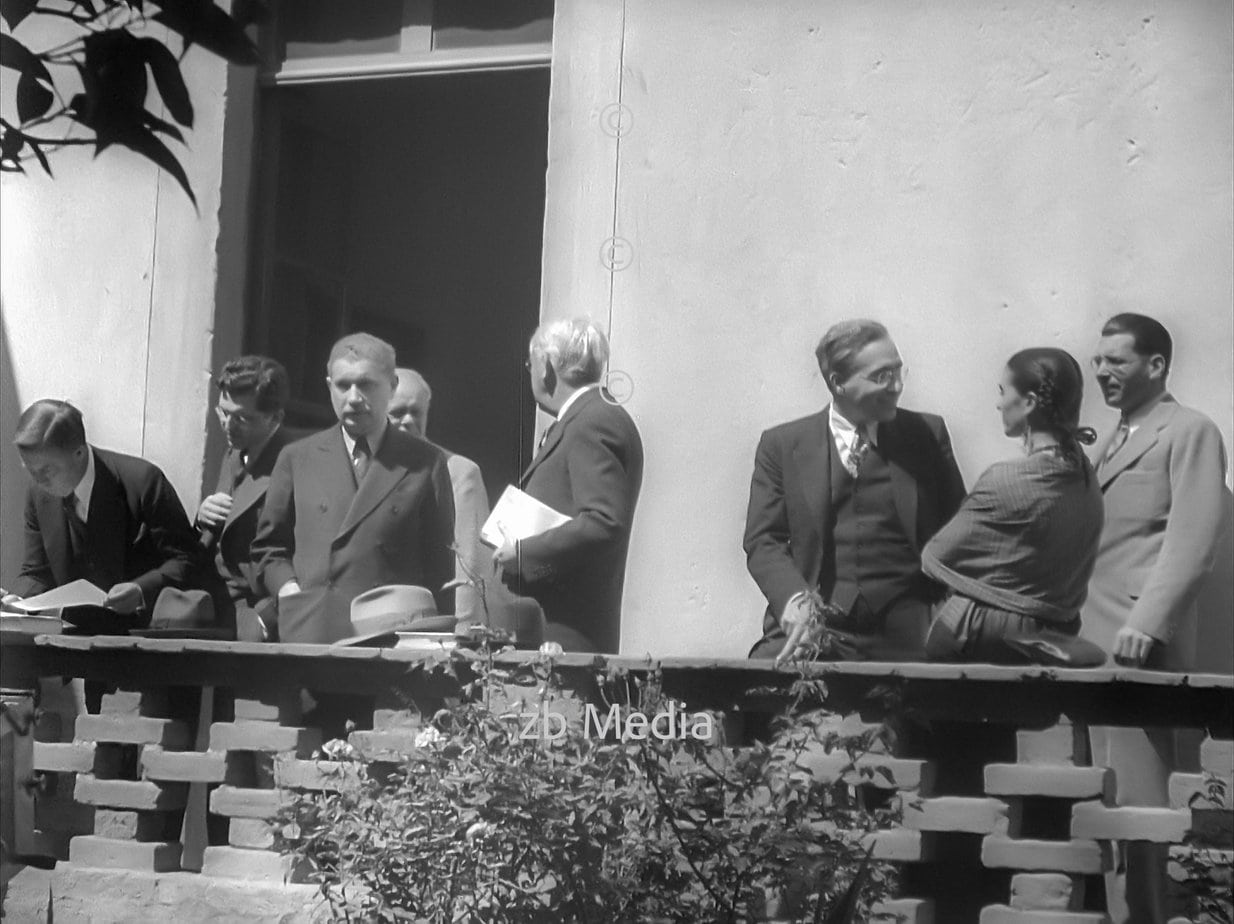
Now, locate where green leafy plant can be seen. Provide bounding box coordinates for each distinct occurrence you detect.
[276,641,902,923]
[0,0,264,204]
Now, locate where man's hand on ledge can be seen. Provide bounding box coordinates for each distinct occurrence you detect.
[1,589,22,611]
[278,580,302,599]
[104,582,144,615]
[197,492,233,529]
[775,593,820,663]
[1112,626,1155,667]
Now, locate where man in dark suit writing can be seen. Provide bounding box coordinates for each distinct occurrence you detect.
[252,333,455,643]
[493,318,644,654]
[4,399,204,626]
[745,319,966,661]
[195,356,298,641]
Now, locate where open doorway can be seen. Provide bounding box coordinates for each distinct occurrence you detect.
[247,68,549,503]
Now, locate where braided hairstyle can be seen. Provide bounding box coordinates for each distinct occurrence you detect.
[1006,348,1097,475]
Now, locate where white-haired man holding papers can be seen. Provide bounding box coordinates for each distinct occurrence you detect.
[491,318,644,654]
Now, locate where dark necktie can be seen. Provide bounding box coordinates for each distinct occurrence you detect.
[1104,419,1131,465]
[535,421,559,458]
[352,437,371,484]
[63,494,87,563]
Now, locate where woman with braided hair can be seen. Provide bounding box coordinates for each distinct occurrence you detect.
[922,347,1106,664]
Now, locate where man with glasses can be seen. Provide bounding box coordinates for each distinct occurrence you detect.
[196,356,298,640]
[1083,313,1230,924]
[745,319,966,661]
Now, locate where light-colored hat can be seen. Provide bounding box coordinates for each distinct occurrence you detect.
[335,585,445,647]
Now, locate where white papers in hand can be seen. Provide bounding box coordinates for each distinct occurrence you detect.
[7,579,107,613]
[481,486,571,548]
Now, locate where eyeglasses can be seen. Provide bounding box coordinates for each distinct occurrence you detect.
[215,405,270,427]
[861,366,906,388]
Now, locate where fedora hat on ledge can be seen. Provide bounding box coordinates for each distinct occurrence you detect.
[334,584,452,647]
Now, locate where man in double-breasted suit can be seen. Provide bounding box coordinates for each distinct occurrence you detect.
[5,399,208,628]
[745,320,966,661]
[1084,313,1231,924]
[252,334,456,644]
[494,318,644,654]
[195,356,299,640]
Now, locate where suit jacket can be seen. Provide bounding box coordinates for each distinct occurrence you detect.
[203,426,298,607]
[506,388,644,654]
[252,425,456,643]
[744,407,966,638]
[15,447,201,619]
[443,450,491,625]
[1082,395,1230,670]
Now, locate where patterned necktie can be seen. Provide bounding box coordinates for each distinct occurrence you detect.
[845,432,870,478]
[352,437,371,484]
[1104,419,1131,465]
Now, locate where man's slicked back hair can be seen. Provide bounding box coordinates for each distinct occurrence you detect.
[815,319,891,389]
[1101,313,1173,374]
[14,399,87,452]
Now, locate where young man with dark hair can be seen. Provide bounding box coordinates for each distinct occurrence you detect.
[1085,312,1230,924]
[196,355,297,640]
[5,399,203,625]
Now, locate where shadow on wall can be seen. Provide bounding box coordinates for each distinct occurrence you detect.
[1194,489,1234,676]
[0,303,25,588]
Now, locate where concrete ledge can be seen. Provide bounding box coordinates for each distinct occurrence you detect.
[209,785,285,819]
[901,796,1019,835]
[796,747,935,792]
[209,722,322,756]
[979,906,1107,923]
[347,729,421,762]
[981,836,1112,874]
[870,897,933,923]
[33,741,96,774]
[1010,873,1082,911]
[229,818,275,850]
[47,864,327,922]
[1016,724,1087,766]
[74,775,188,811]
[200,845,299,882]
[1070,803,1191,843]
[1201,737,1234,776]
[985,764,1111,801]
[141,746,233,784]
[75,715,191,749]
[68,834,182,872]
[274,756,360,792]
[861,828,937,862]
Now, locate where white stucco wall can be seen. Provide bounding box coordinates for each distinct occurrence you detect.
[0,25,251,587]
[542,0,1234,657]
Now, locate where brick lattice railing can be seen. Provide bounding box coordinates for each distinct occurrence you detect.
[1,635,1231,923]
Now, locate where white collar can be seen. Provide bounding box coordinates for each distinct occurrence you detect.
[73,446,96,521]
[828,405,878,448]
[341,419,387,459]
[555,383,601,422]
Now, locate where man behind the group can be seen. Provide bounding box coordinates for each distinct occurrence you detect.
[1084,312,1230,924]
[388,368,491,627]
[493,317,644,654]
[745,319,966,661]
[4,399,205,626]
[195,355,297,641]
[252,333,456,643]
